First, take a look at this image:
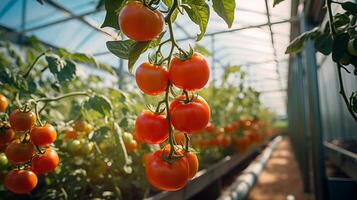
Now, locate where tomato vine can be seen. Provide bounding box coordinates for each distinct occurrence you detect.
[281,0,357,122]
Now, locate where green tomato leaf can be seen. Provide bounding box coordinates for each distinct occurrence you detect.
[273,0,285,7]
[46,55,77,82]
[58,48,116,75]
[332,33,349,62]
[106,40,136,59]
[212,0,236,28]
[285,27,320,54]
[101,0,125,29]
[83,94,113,117]
[334,13,350,29]
[128,41,151,72]
[195,44,211,56]
[341,2,357,14]
[314,33,333,55]
[182,0,210,41]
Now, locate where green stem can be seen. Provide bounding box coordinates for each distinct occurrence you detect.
[36,92,90,103]
[164,0,179,160]
[23,49,50,79]
[337,63,357,121]
[326,0,336,37]
[184,133,189,151]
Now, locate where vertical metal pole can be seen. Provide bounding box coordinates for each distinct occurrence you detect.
[20,0,27,44]
[301,18,328,200]
[296,54,311,193]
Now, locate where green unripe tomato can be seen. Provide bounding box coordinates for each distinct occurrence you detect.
[67,139,82,155]
[347,39,357,56]
[81,141,94,154]
[0,153,8,166]
[122,132,133,144]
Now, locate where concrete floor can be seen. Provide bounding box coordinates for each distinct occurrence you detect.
[248,138,314,200]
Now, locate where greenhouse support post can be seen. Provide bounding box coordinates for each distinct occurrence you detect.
[301,18,328,200]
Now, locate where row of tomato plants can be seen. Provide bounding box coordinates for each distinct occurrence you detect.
[0,37,279,199]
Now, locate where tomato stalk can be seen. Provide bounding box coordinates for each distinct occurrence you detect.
[23,49,51,79]
[162,0,181,161]
[326,0,357,121]
[35,91,91,103]
[184,133,189,151]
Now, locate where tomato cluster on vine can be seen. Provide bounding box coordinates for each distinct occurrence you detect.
[118,0,210,191]
[0,95,59,194]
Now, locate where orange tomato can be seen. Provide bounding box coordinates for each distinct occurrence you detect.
[5,140,34,164]
[9,109,36,132]
[170,95,210,133]
[30,124,57,146]
[135,110,168,144]
[4,169,38,194]
[31,148,59,174]
[145,149,189,191]
[0,125,15,144]
[119,1,164,41]
[135,63,168,95]
[0,95,8,112]
[169,53,210,90]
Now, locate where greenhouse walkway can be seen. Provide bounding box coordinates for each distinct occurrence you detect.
[247,138,313,200]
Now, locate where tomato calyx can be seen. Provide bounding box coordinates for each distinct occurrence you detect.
[19,103,33,113]
[180,91,198,104]
[174,45,194,61]
[143,0,161,11]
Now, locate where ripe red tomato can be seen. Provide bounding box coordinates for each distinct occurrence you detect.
[135,110,168,144]
[9,109,36,132]
[185,152,199,179]
[30,124,57,146]
[5,140,34,164]
[62,128,78,141]
[0,95,8,112]
[169,53,210,90]
[125,140,138,152]
[4,169,38,194]
[133,131,145,144]
[0,125,15,144]
[224,124,235,133]
[119,1,164,41]
[135,62,168,95]
[205,123,216,133]
[145,149,189,191]
[170,95,210,133]
[31,148,59,174]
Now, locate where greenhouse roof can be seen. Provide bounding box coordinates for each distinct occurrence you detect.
[0,0,292,117]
